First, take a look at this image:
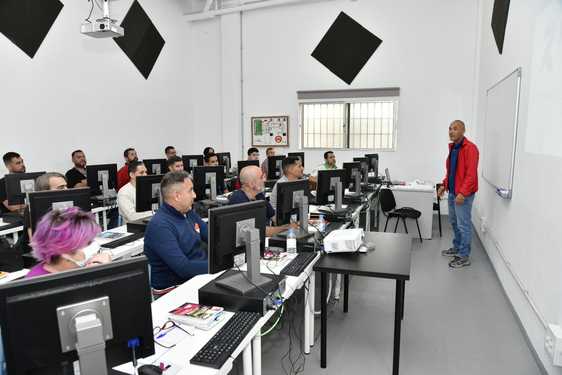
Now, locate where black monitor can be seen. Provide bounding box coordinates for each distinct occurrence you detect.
[353,157,369,181]
[216,152,232,173]
[86,164,118,197]
[275,179,309,226]
[316,169,347,205]
[193,166,225,201]
[288,152,305,168]
[0,257,154,375]
[135,175,163,212]
[343,162,362,189]
[5,172,46,205]
[365,153,379,175]
[267,156,286,180]
[143,159,167,175]
[208,201,276,295]
[182,155,203,174]
[237,160,259,176]
[27,188,92,232]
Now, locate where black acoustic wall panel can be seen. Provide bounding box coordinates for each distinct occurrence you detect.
[311,12,382,85]
[0,0,63,58]
[491,0,510,54]
[114,0,165,79]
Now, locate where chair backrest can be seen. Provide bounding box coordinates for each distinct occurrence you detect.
[379,188,397,213]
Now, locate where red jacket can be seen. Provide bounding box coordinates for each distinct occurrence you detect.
[117,164,130,191]
[442,137,479,197]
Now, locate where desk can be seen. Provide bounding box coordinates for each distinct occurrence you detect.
[386,183,435,239]
[313,232,412,375]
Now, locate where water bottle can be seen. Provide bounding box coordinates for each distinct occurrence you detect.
[286,228,297,254]
[318,214,326,233]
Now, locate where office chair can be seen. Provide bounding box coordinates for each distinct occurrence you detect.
[433,183,443,237]
[380,188,423,242]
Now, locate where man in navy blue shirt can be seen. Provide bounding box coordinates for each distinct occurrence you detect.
[144,171,208,290]
[228,165,290,237]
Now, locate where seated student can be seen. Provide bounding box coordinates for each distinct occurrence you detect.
[0,152,27,214]
[229,166,291,237]
[165,146,177,159]
[247,147,260,161]
[309,150,338,185]
[143,171,208,292]
[270,156,305,212]
[167,155,184,172]
[117,161,152,224]
[261,147,275,177]
[117,147,139,191]
[203,146,215,158]
[65,150,88,188]
[26,207,111,278]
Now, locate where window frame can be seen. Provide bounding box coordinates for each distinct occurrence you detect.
[298,96,399,151]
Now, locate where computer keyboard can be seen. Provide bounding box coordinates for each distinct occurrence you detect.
[279,252,318,277]
[190,311,261,369]
[100,232,144,249]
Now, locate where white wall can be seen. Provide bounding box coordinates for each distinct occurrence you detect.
[188,0,479,180]
[0,0,191,174]
[471,0,562,373]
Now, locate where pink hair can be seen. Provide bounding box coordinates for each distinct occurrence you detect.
[31,207,101,263]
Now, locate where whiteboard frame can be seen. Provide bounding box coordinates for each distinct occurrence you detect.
[482,67,522,199]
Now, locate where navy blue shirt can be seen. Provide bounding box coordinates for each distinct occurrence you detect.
[449,139,464,195]
[144,203,208,289]
[228,190,275,223]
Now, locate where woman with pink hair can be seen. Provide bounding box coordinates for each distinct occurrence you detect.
[26,207,111,277]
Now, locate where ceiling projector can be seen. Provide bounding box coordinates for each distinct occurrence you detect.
[81,18,124,38]
[81,0,124,38]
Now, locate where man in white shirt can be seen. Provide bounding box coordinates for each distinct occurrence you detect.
[310,150,338,184]
[117,161,152,223]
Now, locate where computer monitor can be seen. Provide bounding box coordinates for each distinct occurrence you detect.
[216,152,232,174]
[287,152,305,169]
[86,164,118,197]
[28,188,92,232]
[275,179,309,226]
[193,166,225,201]
[181,155,203,174]
[353,157,369,183]
[365,153,379,175]
[267,155,286,180]
[135,174,163,212]
[0,257,154,375]
[343,162,362,189]
[5,172,46,205]
[143,159,167,175]
[208,201,276,295]
[237,160,260,176]
[316,169,347,212]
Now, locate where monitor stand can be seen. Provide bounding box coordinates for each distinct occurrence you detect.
[331,181,348,214]
[215,227,274,295]
[347,173,362,197]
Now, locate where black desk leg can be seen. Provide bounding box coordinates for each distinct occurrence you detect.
[393,280,405,375]
[321,271,328,368]
[343,274,349,313]
[401,280,405,320]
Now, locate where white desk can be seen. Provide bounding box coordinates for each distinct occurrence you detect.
[114,252,320,375]
[93,226,144,260]
[386,182,435,239]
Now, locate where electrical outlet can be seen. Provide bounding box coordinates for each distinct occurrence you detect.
[545,324,562,366]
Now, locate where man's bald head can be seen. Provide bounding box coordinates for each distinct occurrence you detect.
[449,120,466,143]
[239,165,265,197]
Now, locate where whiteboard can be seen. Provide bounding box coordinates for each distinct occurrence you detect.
[482,68,522,199]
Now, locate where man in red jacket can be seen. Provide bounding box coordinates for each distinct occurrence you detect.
[437,120,479,268]
[117,147,138,191]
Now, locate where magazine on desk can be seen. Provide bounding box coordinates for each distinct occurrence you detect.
[168,303,225,331]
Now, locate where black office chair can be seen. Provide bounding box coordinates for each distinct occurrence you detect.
[379,188,423,242]
[433,183,443,237]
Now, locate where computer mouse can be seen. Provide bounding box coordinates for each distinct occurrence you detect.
[138,364,163,375]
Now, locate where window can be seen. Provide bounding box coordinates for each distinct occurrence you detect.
[298,88,399,150]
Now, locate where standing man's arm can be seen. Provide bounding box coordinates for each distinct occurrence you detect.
[457,146,479,199]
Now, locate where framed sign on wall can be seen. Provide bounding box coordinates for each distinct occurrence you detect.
[251,116,289,146]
